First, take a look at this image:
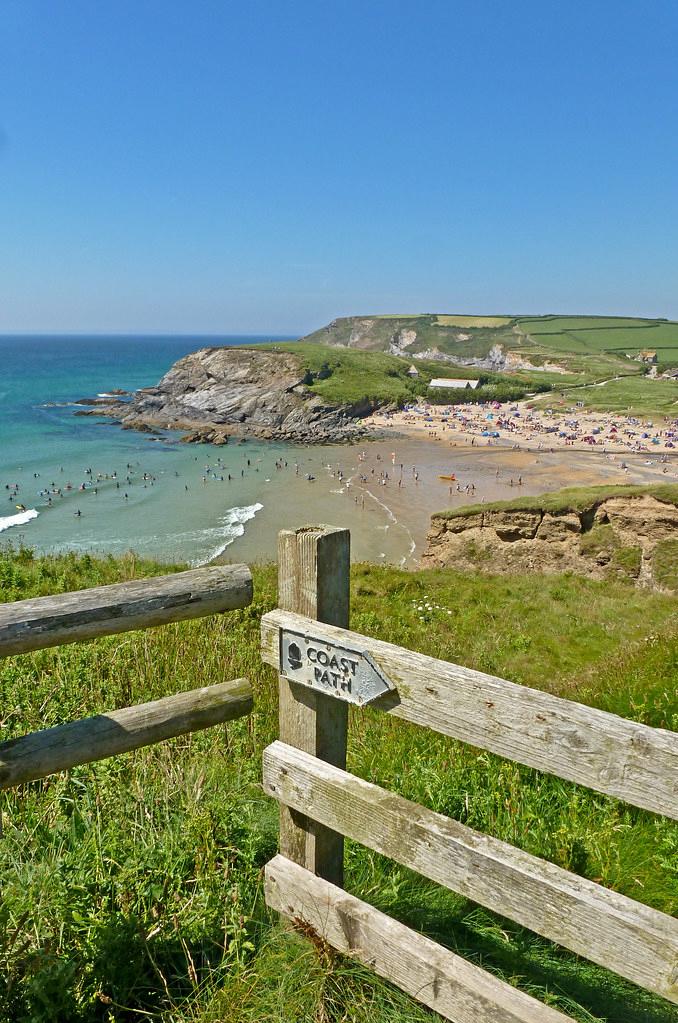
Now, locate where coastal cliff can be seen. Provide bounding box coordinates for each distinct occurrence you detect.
[78,346,373,444]
[424,486,678,593]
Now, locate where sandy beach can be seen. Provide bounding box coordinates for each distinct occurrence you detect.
[365,398,678,457]
[5,388,675,571]
[220,423,677,569]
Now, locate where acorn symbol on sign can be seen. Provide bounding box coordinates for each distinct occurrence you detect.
[287,642,302,670]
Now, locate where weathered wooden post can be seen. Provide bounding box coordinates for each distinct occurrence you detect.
[277,525,350,886]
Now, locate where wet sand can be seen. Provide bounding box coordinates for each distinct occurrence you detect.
[220,431,676,568]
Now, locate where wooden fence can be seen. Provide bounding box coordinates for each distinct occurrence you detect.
[1,533,676,1019]
[0,564,254,788]
[261,525,678,1022]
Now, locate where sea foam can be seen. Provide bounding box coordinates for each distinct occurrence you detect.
[0,508,39,533]
[192,503,264,566]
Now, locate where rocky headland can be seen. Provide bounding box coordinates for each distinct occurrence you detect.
[75,346,375,444]
[424,487,678,593]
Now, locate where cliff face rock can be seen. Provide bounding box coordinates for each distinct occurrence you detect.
[87,347,370,444]
[424,496,678,593]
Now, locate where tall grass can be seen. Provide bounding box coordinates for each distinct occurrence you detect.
[0,547,676,1021]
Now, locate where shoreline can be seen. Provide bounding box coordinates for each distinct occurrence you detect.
[6,401,677,571]
[212,427,678,570]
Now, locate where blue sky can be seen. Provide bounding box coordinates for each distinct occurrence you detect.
[1,0,677,333]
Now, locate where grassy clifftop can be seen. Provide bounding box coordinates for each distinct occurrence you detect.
[0,546,676,1021]
[428,484,678,592]
[302,312,678,376]
[436,482,678,520]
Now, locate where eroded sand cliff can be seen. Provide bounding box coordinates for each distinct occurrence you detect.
[425,494,678,592]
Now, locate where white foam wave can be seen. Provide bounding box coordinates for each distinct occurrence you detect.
[192,503,263,565]
[0,508,39,533]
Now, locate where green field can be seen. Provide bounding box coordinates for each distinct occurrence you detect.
[301,313,678,378]
[515,316,661,334]
[0,546,676,1021]
[434,314,513,328]
[523,320,678,365]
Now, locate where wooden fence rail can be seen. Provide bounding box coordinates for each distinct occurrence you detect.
[263,740,678,1002]
[263,525,678,1023]
[261,609,678,820]
[0,563,252,657]
[265,855,573,1023]
[0,677,252,788]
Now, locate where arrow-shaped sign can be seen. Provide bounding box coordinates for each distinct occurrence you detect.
[279,627,394,705]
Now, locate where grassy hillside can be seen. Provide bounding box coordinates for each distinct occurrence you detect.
[533,374,678,419]
[263,341,555,407]
[302,312,678,376]
[0,546,676,1022]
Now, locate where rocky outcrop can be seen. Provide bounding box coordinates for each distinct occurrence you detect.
[79,347,373,444]
[418,343,568,374]
[424,496,678,592]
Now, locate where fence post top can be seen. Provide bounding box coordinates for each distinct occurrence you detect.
[279,524,349,538]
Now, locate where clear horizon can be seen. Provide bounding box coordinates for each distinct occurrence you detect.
[2,1,677,333]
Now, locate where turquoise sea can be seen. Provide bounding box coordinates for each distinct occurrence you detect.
[0,335,301,564]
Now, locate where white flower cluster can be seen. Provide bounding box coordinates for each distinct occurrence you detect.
[412,597,453,623]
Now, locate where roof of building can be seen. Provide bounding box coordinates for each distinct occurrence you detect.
[429,377,480,389]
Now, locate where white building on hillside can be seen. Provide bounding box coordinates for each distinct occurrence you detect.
[429,377,480,390]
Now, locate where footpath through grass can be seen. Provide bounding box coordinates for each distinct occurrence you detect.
[0,547,676,1022]
[534,375,678,420]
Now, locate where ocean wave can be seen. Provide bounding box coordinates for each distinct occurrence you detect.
[192,503,264,565]
[46,503,263,564]
[0,508,39,533]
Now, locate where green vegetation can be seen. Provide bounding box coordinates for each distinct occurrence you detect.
[301,312,678,378]
[256,315,678,418]
[261,341,556,408]
[534,375,678,420]
[271,342,424,406]
[0,546,676,1021]
[654,539,678,591]
[436,482,678,520]
[516,316,678,367]
[578,525,642,578]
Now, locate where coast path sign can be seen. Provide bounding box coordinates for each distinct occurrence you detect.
[278,626,395,706]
